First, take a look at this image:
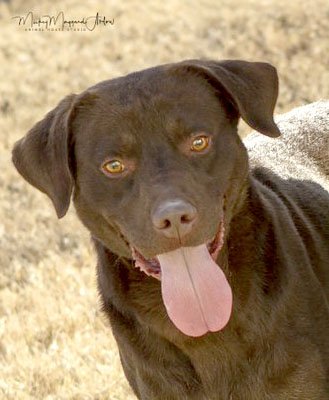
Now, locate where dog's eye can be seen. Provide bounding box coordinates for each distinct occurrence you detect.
[102,159,125,175]
[190,135,210,152]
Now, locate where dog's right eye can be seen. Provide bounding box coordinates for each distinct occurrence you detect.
[101,159,125,175]
[100,158,136,178]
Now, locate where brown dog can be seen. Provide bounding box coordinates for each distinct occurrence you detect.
[12,60,329,399]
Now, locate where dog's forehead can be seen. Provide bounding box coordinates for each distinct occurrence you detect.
[89,65,220,110]
[73,66,226,156]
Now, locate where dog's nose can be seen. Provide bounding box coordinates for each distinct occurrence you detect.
[152,199,197,239]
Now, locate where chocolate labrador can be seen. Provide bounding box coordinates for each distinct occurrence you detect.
[12,60,329,399]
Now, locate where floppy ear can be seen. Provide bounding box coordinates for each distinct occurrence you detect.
[12,94,77,218]
[174,59,281,138]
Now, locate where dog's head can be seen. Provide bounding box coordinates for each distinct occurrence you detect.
[13,59,280,336]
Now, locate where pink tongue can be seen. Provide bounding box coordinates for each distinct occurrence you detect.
[158,244,232,337]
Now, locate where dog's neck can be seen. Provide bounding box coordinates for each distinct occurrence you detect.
[214,176,271,323]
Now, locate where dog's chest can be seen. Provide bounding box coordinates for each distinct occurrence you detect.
[97,246,329,399]
[156,342,328,400]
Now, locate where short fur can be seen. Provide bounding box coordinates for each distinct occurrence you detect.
[12,60,329,399]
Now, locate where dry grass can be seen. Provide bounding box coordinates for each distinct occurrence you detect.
[1,0,328,398]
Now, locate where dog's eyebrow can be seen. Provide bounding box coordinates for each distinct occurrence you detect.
[86,127,138,161]
[102,135,137,156]
[165,115,213,139]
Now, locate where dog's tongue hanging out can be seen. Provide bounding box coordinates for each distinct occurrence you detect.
[157,244,232,337]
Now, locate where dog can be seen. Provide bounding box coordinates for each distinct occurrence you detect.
[12,59,329,399]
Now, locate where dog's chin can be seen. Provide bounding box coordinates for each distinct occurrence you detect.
[131,219,225,280]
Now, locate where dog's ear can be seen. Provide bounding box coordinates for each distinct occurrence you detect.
[12,94,77,218]
[174,59,281,138]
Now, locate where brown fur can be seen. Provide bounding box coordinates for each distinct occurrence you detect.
[12,60,329,399]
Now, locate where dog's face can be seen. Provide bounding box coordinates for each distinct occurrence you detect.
[72,71,245,261]
[12,59,280,336]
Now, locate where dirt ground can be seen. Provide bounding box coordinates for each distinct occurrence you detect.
[0,0,328,398]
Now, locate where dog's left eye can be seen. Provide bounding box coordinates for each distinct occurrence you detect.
[190,135,210,152]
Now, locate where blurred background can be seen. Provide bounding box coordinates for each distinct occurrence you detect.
[0,0,328,398]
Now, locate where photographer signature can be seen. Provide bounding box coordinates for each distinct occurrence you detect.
[12,11,114,31]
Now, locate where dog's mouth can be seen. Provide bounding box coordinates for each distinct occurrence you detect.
[127,218,232,338]
[131,219,225,280]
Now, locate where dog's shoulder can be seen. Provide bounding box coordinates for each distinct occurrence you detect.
[244,102,329,294]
